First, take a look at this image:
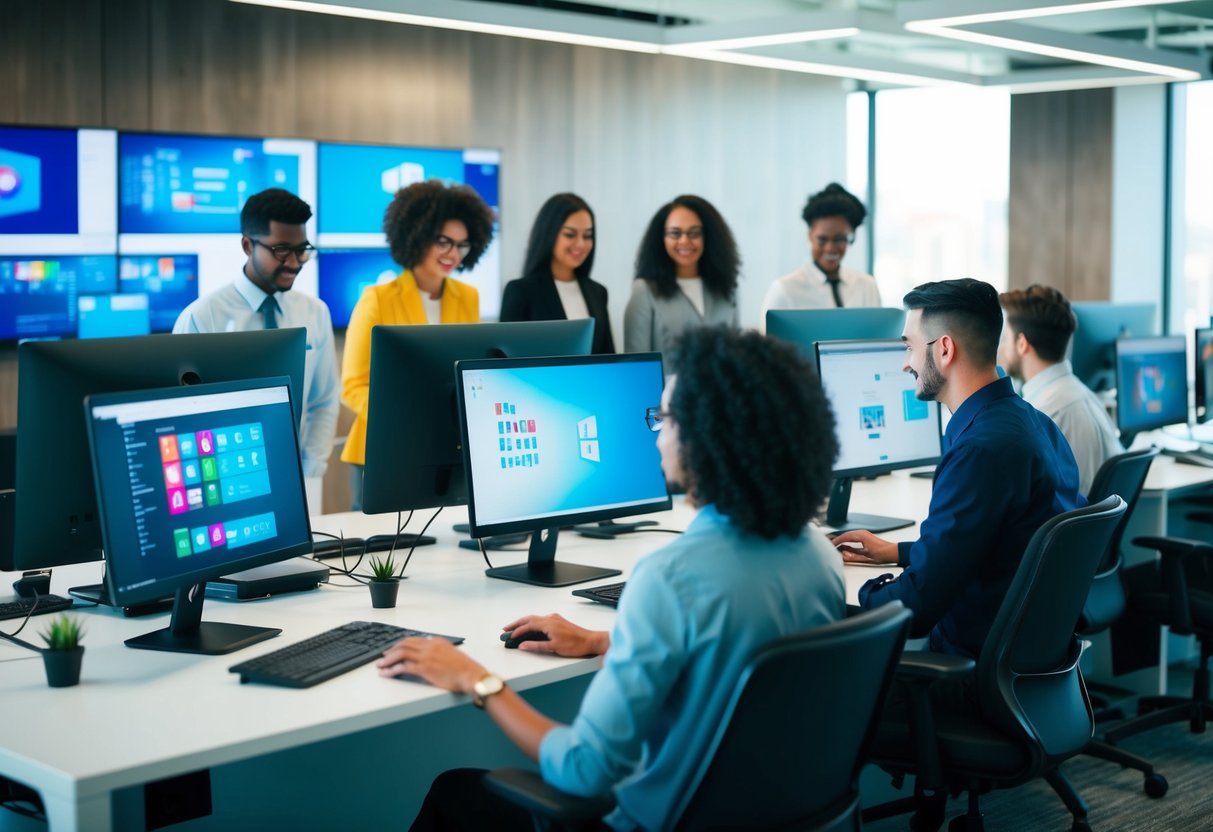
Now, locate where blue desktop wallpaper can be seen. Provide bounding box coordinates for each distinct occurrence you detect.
[119,134,301,234]
[0,127,80,235]
[461,360,667,527]
[1118,348,1188,432]
[317,249,399,327]
[318,144,476,233]
[0,254,118,340]
[119,254,200,332]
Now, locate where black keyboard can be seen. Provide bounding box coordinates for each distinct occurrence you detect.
[229,620,464,688]
[0,594,74,621]
[572,581,626,608]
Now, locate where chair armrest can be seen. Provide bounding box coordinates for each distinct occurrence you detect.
[1188,511,1213,526]
[1131,536,1213,562]
[1128,536,1212,634]
[895,651,977,683]
[483,768,616,823]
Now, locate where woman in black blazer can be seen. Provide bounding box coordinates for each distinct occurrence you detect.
[500,193,615,354]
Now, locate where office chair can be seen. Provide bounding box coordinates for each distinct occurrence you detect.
[863,495,1127,832]
[1071,449,1169,797]
[1099,521,1213,746]
[483,602,914,832]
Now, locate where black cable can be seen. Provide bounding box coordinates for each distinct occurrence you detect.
[0,591,50,643]
[310,529,370,580]
[479,537,494,570]
[397,507,442,577]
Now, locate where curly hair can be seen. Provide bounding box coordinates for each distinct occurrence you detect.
[801,183,866,230]
[521,193,595,281]
[383,180,495,271]
[666,326,837,538]
[634,195,740,301]
[240,188,312,237]
[999,284,1077,363]
[904,278,1003,368]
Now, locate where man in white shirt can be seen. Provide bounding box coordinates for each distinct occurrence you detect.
[998,285,1122,494]
[174,188,339,510]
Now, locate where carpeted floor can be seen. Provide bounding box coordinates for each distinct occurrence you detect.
[863,669,1213,832]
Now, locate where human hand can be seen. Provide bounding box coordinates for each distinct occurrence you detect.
[500,613,608,658]
[377,636,483,692]
[831,530,899,565]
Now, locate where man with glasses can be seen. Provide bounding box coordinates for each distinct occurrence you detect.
[173,188,339,509]
[761,182,879,320]
[831,278,1083,660]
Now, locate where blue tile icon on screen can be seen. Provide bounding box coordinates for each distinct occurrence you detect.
[0,148,41,219]
[177,434,198,458]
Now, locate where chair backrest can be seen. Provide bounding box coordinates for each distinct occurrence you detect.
[1079,448,1158,632]
[673,603,913,832]
[977,495,1126,767]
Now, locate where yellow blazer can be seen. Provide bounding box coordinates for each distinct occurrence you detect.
[340,270,479,464]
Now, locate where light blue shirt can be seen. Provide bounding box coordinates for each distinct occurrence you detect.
[173,273,340,478]
[539,505,846,831]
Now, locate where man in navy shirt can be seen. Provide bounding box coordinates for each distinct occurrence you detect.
[832,278,1083,659]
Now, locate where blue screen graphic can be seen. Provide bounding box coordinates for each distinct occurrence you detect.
[1117,338,1188,433]
[119,253,200,332]
[0,127,80,235]
[316,248,399,327]
[78,293,151,339]
[461,359,667,527]
[318,143,491,234]
[0,254,117,340]
[119,134,301,234]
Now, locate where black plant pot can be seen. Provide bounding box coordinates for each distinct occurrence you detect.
[369,579,401,609]
[42,646,84,688]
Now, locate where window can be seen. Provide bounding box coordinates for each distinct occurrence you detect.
[1169,79,1213,338]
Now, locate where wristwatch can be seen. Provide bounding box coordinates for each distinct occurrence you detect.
[472,673,507,709]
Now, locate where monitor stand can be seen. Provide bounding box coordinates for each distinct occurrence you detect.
[485,528,622,588]
[573,519,659,539]
[69,564,175,618]
[125,583,280,655]
[825,477,915,534]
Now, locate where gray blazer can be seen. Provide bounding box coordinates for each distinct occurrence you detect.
[622,278,740,356]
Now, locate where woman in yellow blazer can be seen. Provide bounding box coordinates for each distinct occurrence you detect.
[341,180,495,508]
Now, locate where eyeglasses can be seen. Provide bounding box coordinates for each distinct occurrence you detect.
[904,337,940,355]
[251,239,318,263]
[664,227,703,241]
[433,235,473,257]
[645,407,669,432]
[813,234,855,247]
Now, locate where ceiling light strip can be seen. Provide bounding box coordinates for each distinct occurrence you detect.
[667,47,968,88]
[901,0,1179,28]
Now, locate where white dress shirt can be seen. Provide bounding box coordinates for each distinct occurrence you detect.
[553,277,590,320]
[1021,360,1122,495]
[173,273,340,480]
[761,262,881,325]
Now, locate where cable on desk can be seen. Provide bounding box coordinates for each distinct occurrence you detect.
[310,529,370,581]
[479,537,494,570]
[0,590,58,645]
[395,507,442,577]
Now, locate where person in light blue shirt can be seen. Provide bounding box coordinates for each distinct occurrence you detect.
[382,326,846,832]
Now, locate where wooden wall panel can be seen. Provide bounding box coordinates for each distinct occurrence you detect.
[0,0,106,126]
[1067,88,1114,301]
[102,0,152,130]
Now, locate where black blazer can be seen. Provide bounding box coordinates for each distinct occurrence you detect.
[499,272,616,354]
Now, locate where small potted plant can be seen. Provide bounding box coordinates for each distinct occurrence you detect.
[40,614,85,688]
[367,553,401,609]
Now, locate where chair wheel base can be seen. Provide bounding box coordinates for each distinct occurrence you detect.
[1145,773,1169,798]
[948,813,984,832]
[1072,821,1092,832]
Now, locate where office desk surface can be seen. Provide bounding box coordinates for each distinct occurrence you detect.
[0,480,924,832]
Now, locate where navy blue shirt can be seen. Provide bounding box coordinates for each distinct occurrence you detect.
[858,376,1083,658]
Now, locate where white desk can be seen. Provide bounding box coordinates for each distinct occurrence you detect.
[0,483,923,832]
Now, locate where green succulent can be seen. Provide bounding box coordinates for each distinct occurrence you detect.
[368,553,398,582]
[40,614,84,651]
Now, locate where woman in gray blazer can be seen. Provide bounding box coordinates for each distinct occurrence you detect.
[624,195,741,356]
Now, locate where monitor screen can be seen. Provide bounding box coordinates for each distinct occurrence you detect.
[118,253,200,332]
[1070,302,1157,392]
[765,308,905,356]
[316,248,398,328]
[457,353,670,536]
[362,320,595,515]
[317,142,501,318]
[0,254,118,340]
[7,330,306,579]
[1196,328,1213,426]
[815,339,943,478]
[1115,335,1188,435]
[86,377,310,653]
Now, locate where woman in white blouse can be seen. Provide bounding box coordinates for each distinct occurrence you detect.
[623,195,740,356]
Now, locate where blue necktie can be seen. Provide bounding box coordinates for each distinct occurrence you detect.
[260,296,279,330]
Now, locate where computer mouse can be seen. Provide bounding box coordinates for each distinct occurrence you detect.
[500,630,550,649]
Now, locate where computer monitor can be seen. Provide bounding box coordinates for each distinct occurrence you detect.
[6,330,305,596]
[765,308,905,357]
[815,339,944,533]
[1070,302,1157,392]
[455,352,671,587]
[1195,328,1213,426]
[1115,335,1188,445]
[361,320,595,516]
[86,377,311,654]
[316,248,397,328]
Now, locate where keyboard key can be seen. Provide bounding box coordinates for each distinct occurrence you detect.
[0,594,75,621]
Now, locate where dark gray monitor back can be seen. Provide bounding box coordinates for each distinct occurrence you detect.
[8,329,306,572]
[766,308,905,357]
[362,319,595,515]
[1069,302,1157,392]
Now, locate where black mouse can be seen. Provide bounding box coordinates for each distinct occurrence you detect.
[500,630,550,649]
